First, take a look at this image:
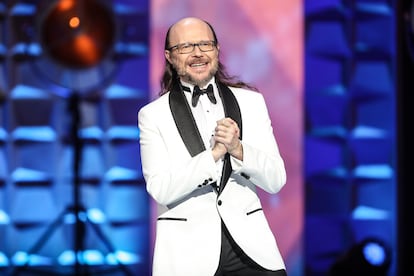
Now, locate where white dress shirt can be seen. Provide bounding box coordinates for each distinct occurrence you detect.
[181,78,225,182]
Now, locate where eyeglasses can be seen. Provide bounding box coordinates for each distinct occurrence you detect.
[167,41,217,54]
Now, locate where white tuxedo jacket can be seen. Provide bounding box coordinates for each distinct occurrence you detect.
[138,81,286,276]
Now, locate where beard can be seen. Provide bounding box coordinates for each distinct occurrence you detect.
[185,70,217,87]
[174,59,219,88]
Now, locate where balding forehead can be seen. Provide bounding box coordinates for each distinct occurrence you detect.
[168,18,214,44]
[172,17,208,30]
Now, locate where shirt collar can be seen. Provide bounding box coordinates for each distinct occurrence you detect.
[180,77,216,93]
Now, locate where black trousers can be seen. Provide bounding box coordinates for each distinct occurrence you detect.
[214,223,287,276]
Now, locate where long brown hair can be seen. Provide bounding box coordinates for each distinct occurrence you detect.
[159,20,257,95]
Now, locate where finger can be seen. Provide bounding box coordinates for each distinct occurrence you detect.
[215,125,239,139]
[217,117,235,127]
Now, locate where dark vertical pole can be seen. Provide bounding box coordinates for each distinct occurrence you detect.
[69,93,85,275]
[396,1,414,275]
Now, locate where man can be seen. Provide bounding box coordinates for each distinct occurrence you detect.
[138,17,287,276]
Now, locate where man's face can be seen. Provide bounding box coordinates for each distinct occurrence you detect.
[165,19,220,88]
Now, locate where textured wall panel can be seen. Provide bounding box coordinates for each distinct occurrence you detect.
[305,0,396,275]
[0,1,150,275]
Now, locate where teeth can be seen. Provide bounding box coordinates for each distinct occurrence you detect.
[191,63,205,67]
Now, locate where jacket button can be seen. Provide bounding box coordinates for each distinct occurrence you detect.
[217,200,222,206]
[241,172,250,179]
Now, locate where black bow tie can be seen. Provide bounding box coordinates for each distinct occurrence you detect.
[183,84,217,107]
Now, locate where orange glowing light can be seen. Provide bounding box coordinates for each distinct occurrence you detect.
[56,0,76,12]
[69,16,80,28]
[72,34,100,66]
[41,0,115,68]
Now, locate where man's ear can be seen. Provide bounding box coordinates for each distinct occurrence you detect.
[165,50,172,64]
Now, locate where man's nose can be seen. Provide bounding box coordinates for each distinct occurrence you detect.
[192,45,203,56]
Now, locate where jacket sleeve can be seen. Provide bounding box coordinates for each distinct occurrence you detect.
[138,104,219,206]
[232,91,286,194]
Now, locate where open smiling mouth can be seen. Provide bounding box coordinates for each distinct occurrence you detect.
[190,62,208,68]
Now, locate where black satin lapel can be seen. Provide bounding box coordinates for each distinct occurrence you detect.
[217,82,243,194]
[219,154,231,194]
[218,82,242,137]
[169,81,205,157]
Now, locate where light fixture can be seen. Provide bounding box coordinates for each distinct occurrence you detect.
[40,0,115,69]
[31,0,118,93]
[330,237,391,276]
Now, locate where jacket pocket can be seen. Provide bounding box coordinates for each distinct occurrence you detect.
[157,217,187,221]
[246,208,263,216]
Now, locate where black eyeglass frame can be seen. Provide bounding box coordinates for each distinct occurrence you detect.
[167,40,217,54]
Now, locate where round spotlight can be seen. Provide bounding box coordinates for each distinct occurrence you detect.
[330,237,391,276]
[359,238,391,271]
[39,0,116,69]
[362,240,387,266]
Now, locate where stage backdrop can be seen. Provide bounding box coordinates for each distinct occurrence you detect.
[149,0,303,273]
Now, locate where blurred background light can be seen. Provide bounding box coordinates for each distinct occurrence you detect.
[0,210,10,224]
[11,251,52,266]
[363,241,387,266]
[106,251,141,265]
[87,208,106,224]
[0,252,9,267]
[39,0,116,69]
[330,237,391,276]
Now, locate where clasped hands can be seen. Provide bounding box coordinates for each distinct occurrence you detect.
[211,117,243,161]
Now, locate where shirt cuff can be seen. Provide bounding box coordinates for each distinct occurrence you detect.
[230,155,243,172]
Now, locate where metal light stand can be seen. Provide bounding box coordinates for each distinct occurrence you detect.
[10,93,133,276]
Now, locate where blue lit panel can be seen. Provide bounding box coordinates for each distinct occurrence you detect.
[305,0,397,274]
[0,1,150,274]
[305,56,345,94]
[305,137,347,178]
[307,22,350,57]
